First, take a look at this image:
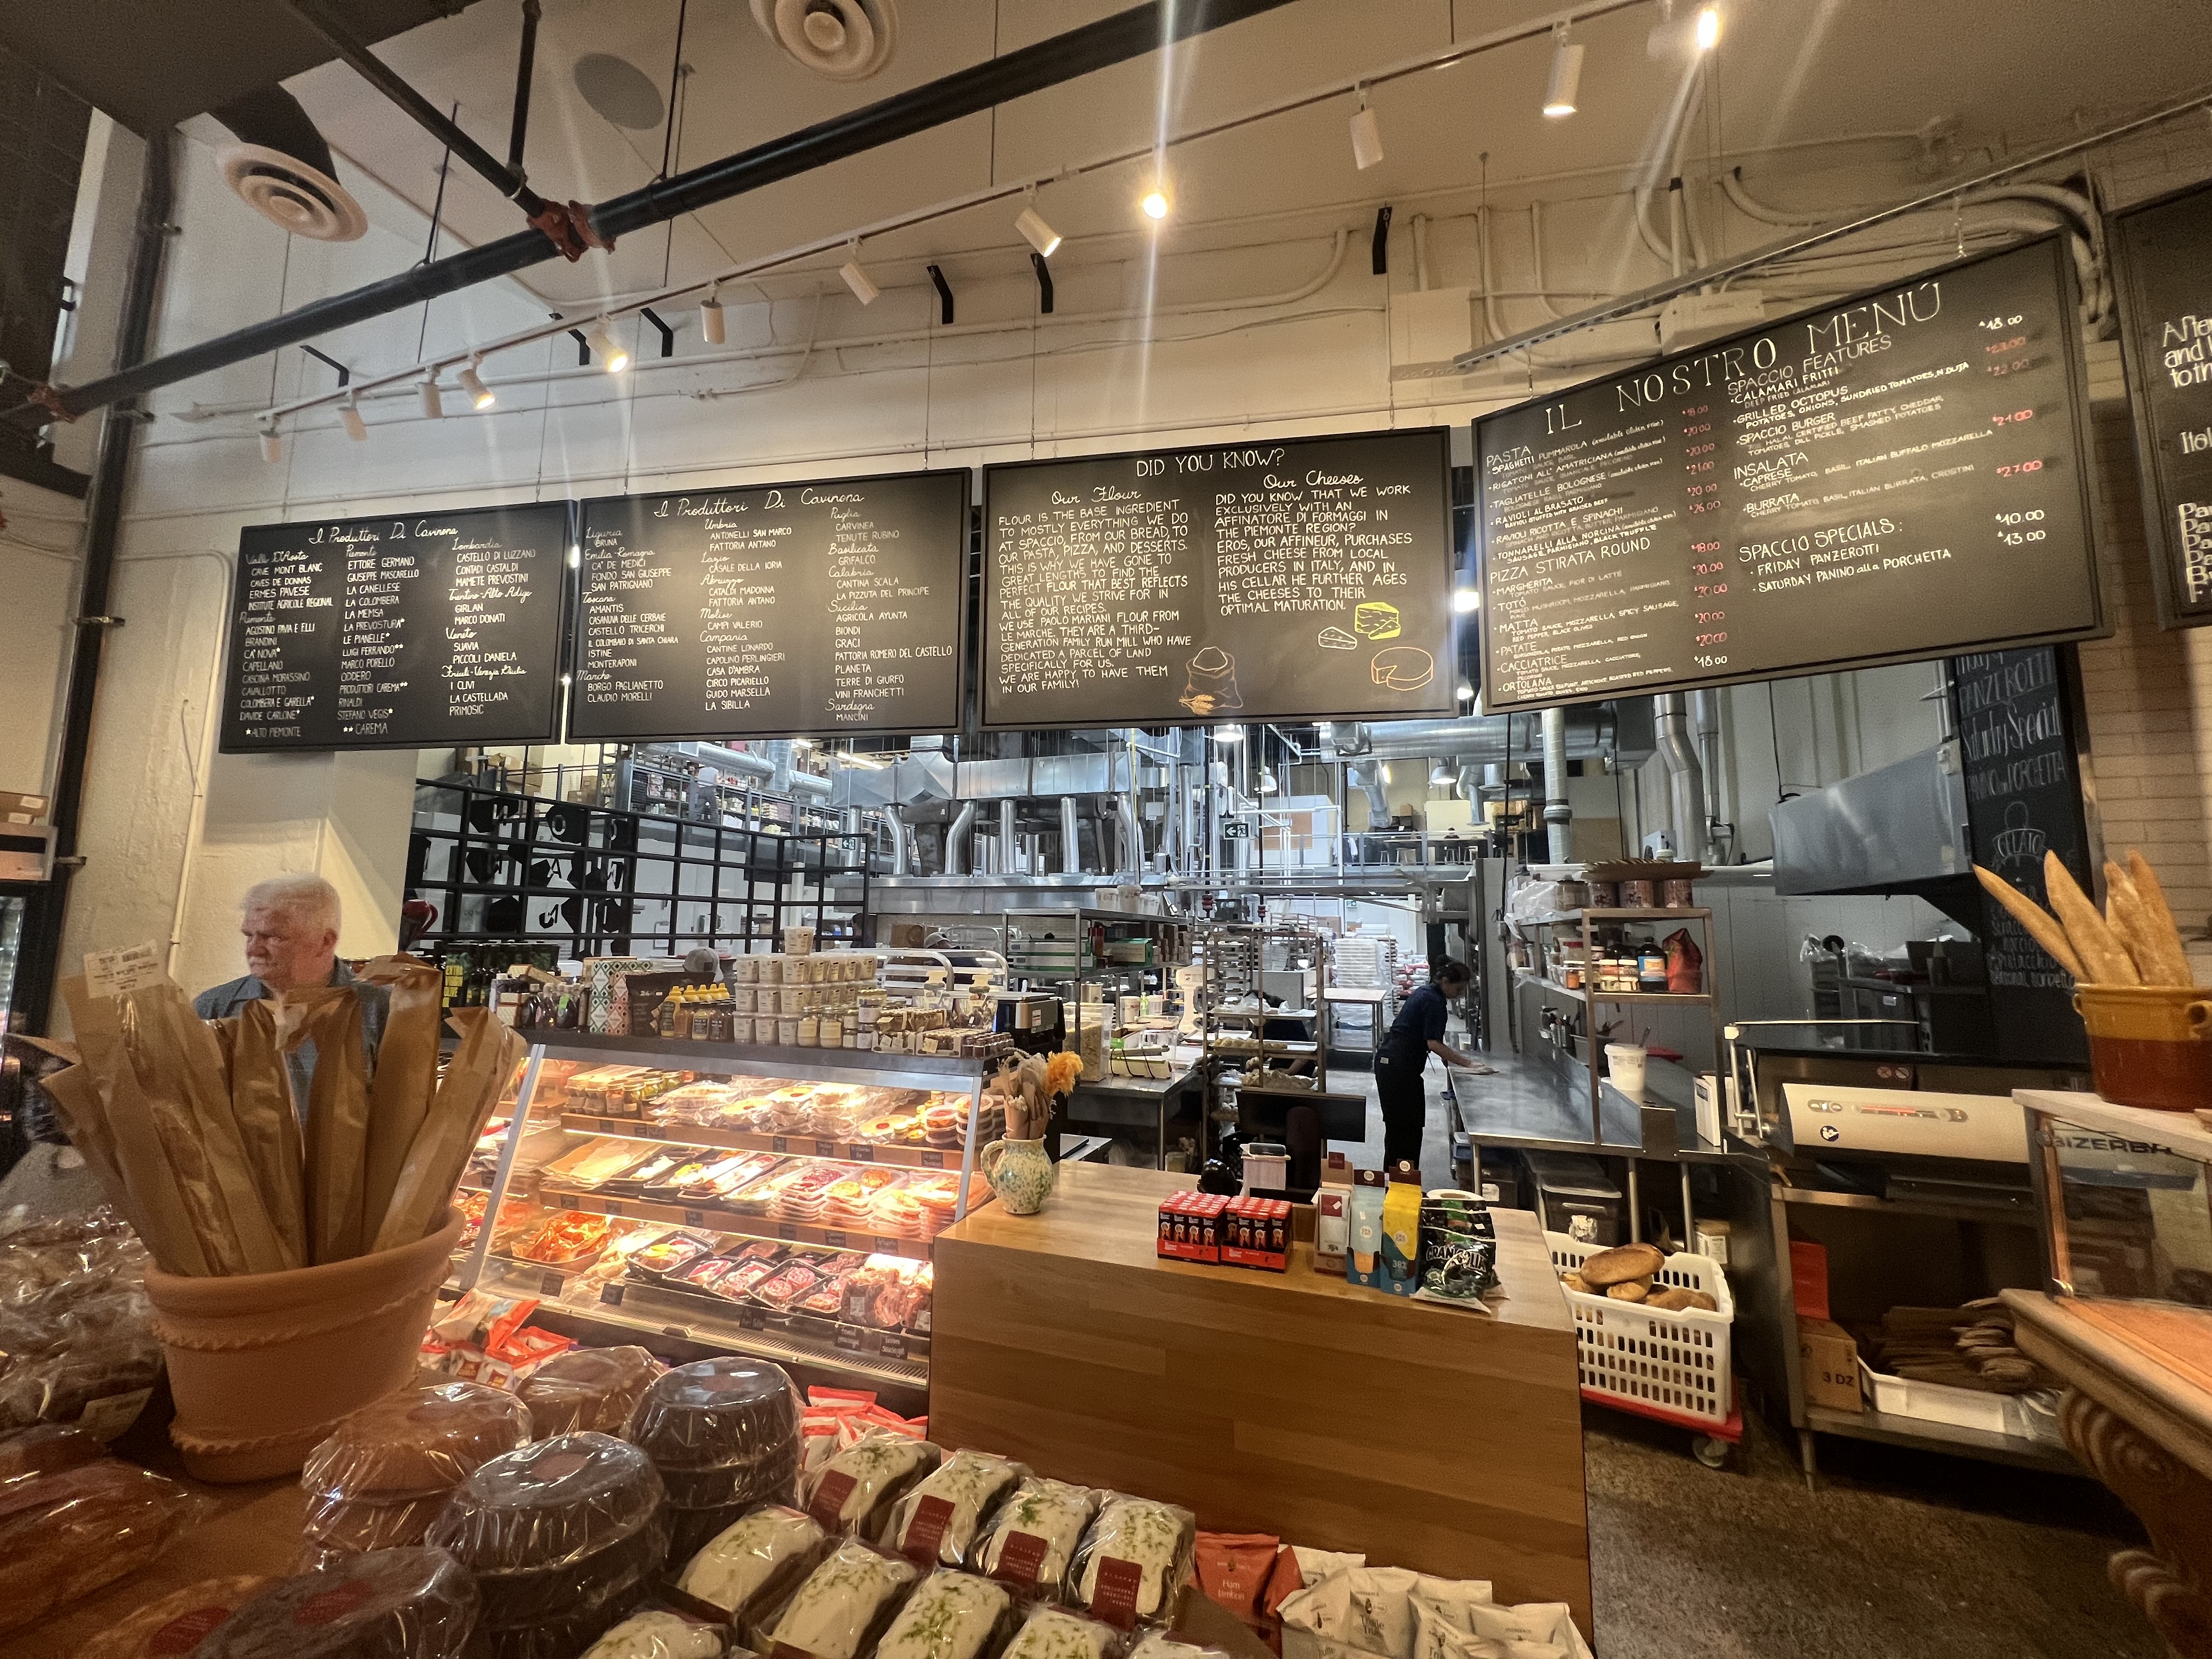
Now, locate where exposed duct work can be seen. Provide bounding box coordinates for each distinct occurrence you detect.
[1542,707,1572,862]
[1653,694,1708,864]
[210,83,367,242]
[883,804,911,875]
[997,798,1018,874]
[694,741,775,780]
[1692,689,1724,851]
[1328,714,1617,766]
[1059,797,1083,876]
[945,799,978,876]
[1115,791,1143,874]
[1348,762,1390,825]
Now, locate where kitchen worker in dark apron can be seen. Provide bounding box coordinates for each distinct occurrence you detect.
[1373,960,1475,1172]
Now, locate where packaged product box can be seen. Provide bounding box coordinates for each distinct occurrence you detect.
[1798,1317,1862,1412]
[1378,1166,1423,1296]
[1790,1238,1831,1322]
[0,789,48,825]
[1220,1197,1290,1272]
[1346,1170,1387,1289]
[1158,1192,1226,1263]
[1313,1154,1352,1274]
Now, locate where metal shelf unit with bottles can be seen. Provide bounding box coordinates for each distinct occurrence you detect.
[452,1032,990,1405]
[409,778,872,964]
[1510,908,1726,1149]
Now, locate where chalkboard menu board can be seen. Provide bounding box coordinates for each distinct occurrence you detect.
[569,470,969,741]
[1950,645,2090,1062]
[980,429,1454,730]
[2110,179,2212,629]
[1477,238,2102,713]
[220,502,569,752]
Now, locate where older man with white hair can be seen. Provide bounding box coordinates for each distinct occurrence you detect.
[194,873,391,1115]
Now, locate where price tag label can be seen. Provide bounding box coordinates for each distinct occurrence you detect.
[599,1282,625,1307]
[772,1136,790,1154]
[737,1306,766,1331]
[873,1237,899,1255]
[921,1151,945,1169]
[777,1223,798,1241]
[603,1201,627,1218]
[815,1139,838,1159]
[883,1333,907,1361]
[835,1326,864,1353]
[539,1269,563,1295]
[682,1209,706,1227]
[822,1229,847,1249]
[557,1193,580,1211]
[850,1144,873,1163]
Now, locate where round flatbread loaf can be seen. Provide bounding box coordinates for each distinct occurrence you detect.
[1605,1280,1649,1302]
[1579,1243,1664,1287]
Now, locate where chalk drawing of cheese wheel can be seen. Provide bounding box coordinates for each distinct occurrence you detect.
[1354,602,1401,640]
[1370,646,1434,692]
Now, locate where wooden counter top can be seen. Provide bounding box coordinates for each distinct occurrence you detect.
[930,1163,1590,1632]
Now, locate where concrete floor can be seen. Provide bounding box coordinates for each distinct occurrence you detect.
[1346,1045,2157,1657]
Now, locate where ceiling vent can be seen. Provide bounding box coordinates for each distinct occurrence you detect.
[750,0,898,81]
[211,86,365,242]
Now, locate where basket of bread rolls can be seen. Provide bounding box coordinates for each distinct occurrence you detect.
[1974,848,2209,1113]
[1547,1235,1734,1425]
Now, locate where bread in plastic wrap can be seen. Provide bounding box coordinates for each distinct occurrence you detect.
[968,1477,1099,1594]
[1127,1637,1231,1659]
[580,1607,730,1658]
[197,1549,477,1659]
[874,1570,1014,1659]
[0,1457,196,1633]
[1001,1604,1122,1659]
[302,1488,455,1556]
[425,1431,668,1626]
[799,1427,940,1536]
[75,1574,274,1659]
[0,1211,160,1436]
[881,1449,1023,1567]
[521,1346,668,1438]
[628,1355,800,1471]
[1067,1496,1195,1626]
[761,1537,919,1659]
[675,1503,825,1617]
[0,1421,106,1485]
[304,1381,533,1499]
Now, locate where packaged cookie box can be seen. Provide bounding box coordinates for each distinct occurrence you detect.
[1156,1193,1227,1263]
[1218,1198,1291,1272]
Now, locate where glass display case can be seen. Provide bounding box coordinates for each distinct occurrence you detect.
[451,1032,991,1404]
[2019,1088,2212,1304]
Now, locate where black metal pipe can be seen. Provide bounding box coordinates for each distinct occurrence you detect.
[40,0,1302,422]
[19,131,174,1034]
[508,0,541,176]
[283,0,545,210]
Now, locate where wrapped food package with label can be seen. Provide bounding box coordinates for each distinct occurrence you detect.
[194,1550,478,1659]
[300,1381,533,1557]
[881,1447,1025,1567]
[1068,1494,1197,1627]
[1128,1637,1234,1659]
[873,1570,1015,1659]
[0,1420,107,1485]
[74,1573,276,1659]
[1000,1604,1123,1659]
[969,1476,1100,1595]
[801,1426,941,1537]
[628,1355,803,1564]
[0,1207,161,1439]
[517,1346,668,1438]
[758,1536,919,1659]
[0,1457,199,1633]
[674,1503,826,1620]
[425,1432,667,1645]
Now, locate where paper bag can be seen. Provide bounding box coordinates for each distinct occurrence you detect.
[276,984,372,1265]
[354,954,447,1238]
[222,1000,309,1265]
[371,1006,525,1252]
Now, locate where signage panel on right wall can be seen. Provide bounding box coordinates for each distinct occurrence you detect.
[2109,177,2212,629]
[1476,236,2103,712]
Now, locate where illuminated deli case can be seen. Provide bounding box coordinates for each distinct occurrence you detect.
[449,1031,996,1413]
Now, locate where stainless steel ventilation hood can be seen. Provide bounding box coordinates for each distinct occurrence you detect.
[1771,741,1971,896]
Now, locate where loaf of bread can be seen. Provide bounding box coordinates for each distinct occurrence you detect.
[519,1346,666,1438]
[1578,1243,1664,1287]
[76,1575,274,1659]
[0,1459,195,1633]
[1605,1280,1649,1302]
[302,1380,532,1500]
[0,1422,105,1485]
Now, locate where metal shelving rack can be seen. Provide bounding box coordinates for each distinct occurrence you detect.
[409,779,871,960]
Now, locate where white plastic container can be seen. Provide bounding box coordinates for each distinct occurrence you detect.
[1857,1358,2012,1435]
[1605,1043,1648,1097]
[1549,1231,1734,1426]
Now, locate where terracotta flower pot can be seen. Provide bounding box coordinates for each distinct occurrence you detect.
[142,1209,462,1483]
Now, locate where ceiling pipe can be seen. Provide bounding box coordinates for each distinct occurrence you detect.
[29,0,1302,424]
[944,799,978,876]
[1059,797,1084,876]
[998,798,1018,874]
[1652,694,1708,864]
[1542,707,1573,864]
[883,804,912,876]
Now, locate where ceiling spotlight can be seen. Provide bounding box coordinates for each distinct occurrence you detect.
[1212,724,1244,743]
[419,375,444,419]
[1380,763,1393,785]
[340,394,367,442]
[459,357,495,410]
[1140,185,1169,222]
[1543,24,1585,116]
[590,320,630,374]
[1457,683,1475,701]
[1453,586,1480,613]
[840,242,881,304]
[1430,764,1455,787]
[567,545,582,568]
[700,287,725,345]
[1695,5,1722,49]
[1015,202,1062,258]
[1256,766,1279,795]
[258,423,282,462]
[1349,87,1383,170]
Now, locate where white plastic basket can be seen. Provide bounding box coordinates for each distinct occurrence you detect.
[1547,1231,1735,1426]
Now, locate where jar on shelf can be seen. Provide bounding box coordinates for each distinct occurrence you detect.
[776,1014,800,1046]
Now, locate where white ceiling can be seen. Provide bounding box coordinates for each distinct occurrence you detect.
[268,0,2210,313]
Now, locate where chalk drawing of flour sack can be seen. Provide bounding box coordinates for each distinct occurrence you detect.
[1179,647,1243,715]
[1992,800,2047,888]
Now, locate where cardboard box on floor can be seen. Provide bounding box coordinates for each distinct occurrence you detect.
[1799,1316,1863,1412]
